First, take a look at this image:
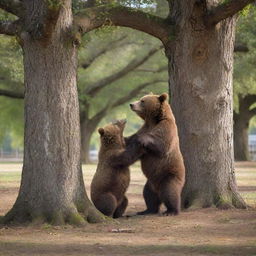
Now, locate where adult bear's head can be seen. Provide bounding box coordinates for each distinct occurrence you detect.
[129,93,172,122]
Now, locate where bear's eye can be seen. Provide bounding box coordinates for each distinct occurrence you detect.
[141,100,145,103]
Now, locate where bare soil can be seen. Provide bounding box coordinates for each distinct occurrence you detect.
[0,162,256,256]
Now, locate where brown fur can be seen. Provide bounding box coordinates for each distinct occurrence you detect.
[129,93,185,215]
[90,120,130,218]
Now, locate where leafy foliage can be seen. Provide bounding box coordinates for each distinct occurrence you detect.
[0,33,23,148]
[234,7,256,111]
[234,7,256,130]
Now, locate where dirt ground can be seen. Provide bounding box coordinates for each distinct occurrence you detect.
[0,162,256,256]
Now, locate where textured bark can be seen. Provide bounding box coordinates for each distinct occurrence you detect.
[3,0,104,225]
[167,0,246,209]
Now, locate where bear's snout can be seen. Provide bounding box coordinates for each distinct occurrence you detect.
[130,103,134,109]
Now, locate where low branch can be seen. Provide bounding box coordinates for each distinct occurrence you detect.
[85,46,163,96]
[135,65,168,73]
[234,43,249,52]
[80,35,128,69]
[74,5,170,44]
[90,79,166,123]
[81,40,152,70]
[0,89,24,99]
[242,94,256,107]
[90,103,111,124]
[0,19,20,36]
[205,0,254,27]
[249,107,256,117]
[238,94,256,113]
[112,79,166,108]
[0,0,23,17]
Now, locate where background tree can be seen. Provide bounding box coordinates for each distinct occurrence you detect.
[75,0,255,209]
[233,7,256,161]
[78,28,167,162]
[0,24,168,163]
[0,25,24,148]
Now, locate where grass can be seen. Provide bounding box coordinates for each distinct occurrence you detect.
[0,162,255,205]
[0,172,21,182]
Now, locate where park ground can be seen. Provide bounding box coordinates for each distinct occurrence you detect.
[0,162,256,256]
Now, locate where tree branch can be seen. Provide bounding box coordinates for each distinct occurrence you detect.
[112,79,166,108]
[85,46,163,96]
[74,5,171,44]
[80,35,128,69]
[90,103,111,124]
[234,43,249,52]
[90,79,166,123]
[0,89,24,99]
[0,19,20,36]
[249,107,256,117]
[0,0,23,16]
[242,94,256,107]
[205,0,254,27]
[135,65,168,73]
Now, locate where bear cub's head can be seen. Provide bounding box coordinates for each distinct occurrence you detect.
[130,93,170,121]
[98,119,126,148]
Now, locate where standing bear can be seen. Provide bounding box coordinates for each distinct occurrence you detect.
[91,120,143,218]
[112,93,185,215]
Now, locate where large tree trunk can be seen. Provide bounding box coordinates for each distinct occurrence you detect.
[234,115,250,161]
[4,0,103,225]
[167,1,246,209]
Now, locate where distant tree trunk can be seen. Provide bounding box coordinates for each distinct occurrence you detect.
[233,94,256,161]
[80,118,99,164]
[234,113,250,161]
[4,0,103,225]
[167,1,246,209]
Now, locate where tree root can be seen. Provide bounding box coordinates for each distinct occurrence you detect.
[2,203,106,226]
[183,191,248,211]
[85,206,106,223]
[232,191,247,209]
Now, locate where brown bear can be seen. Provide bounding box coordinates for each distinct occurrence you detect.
[90,120,140,218]
[112,93,185,215]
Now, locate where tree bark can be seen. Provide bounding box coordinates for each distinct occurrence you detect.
[3,0,104,225]
[167,0,246,209]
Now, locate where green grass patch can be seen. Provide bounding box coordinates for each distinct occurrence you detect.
[0,172,21,182]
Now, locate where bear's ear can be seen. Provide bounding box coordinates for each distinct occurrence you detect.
[159,93,168,103]
[98,128,104,136]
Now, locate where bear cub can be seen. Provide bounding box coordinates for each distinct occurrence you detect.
[90,120,130,218]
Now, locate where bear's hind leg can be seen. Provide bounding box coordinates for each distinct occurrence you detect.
[94,193,117,217]
[160,178,181,215]
[137,181,161,215]
[113,196,128,218]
